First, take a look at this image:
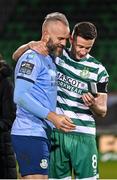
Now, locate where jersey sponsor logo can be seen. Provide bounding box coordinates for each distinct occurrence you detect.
[19,61,34,75]
[80,67,90,78]
[57,72,87,94]
[40,159,48,169]
[58,80,83,94]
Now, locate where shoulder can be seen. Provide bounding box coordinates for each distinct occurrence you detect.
[16,49,47,69]
[20,49,44,61]
[87,54,101,64]
[91,57,109,82]
[88,54,108,71]
[55,49,71,64]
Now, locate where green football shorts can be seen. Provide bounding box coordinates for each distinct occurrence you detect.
[49,130,99,179]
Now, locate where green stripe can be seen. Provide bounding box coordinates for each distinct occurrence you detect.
[72,118,95,128]
[57,102,92,115]
[58,80,88,95]
[57,64,86,83]
[57,90,84,103]
[57,64,99,83]
[87,56,100,64]
[60,55,99,73]
[98,69,109,81]
[54,128,95,137]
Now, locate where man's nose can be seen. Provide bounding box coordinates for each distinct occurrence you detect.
[81,49,87,55]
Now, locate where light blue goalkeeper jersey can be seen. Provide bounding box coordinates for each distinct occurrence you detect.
[11,50,57,139]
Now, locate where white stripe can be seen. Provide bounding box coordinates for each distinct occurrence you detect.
[72,125,96,135]
[62,50,105,76]
[76,175,97,180]
[99,76,108,82]
[58,61,98,81]
[57,96,88,110]
[49,176,71,180]
[56,108,94,122]
[49,174,98,180]
[79,60,99,68]
[86,53,91,59]
[98,64,106,74]
[57,86,82,98]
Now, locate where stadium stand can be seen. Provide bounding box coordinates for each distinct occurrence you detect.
[0,1,116,178]
[0,0,117,91]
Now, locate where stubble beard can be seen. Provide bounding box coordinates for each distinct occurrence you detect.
[46,39,63,58]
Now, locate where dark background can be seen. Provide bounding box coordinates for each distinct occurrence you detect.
[0,0,117,178]
[0,0,117,129]
[0,0,117,130]
[0,0,117,91]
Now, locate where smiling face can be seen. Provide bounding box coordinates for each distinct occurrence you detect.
[43,21,70,57]
[70,22,97,60]
[71,36,95,60]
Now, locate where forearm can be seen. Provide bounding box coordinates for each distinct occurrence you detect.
[12,43,29,60]
[90,93,107,117]
[16,92,50,119]
[14,79,50,119]
[82,92,107,118]
[90,104,107,117]
[47,111,76,131]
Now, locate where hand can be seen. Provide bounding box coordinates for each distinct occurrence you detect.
[28,41,48,56]
[54,114,76,132]
[82,92,96,107]
[47,112,76,132]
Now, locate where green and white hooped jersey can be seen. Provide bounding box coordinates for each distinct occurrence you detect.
[55,49,109,136]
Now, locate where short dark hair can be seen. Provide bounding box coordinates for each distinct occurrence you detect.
[72,22,97,40]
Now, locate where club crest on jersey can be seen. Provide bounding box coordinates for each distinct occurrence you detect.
[40,159,48,169]
[80,67,90,79]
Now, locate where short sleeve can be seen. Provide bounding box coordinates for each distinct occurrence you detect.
[15,50,42,83]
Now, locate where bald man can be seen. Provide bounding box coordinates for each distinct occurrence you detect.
[11,12,75,179]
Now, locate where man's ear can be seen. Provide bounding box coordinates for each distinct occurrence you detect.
[45,34,49,43]
[42,31,49,43]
